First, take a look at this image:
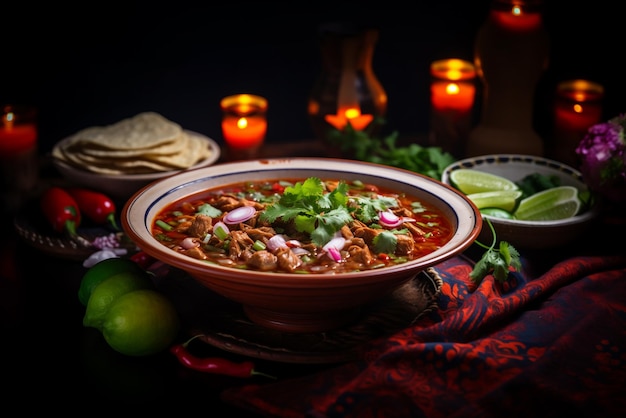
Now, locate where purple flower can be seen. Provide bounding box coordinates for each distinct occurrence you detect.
[575,114,626,203]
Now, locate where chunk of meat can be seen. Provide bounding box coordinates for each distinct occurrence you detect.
[352,223,381,245]
[275,247,302,272]
[211,195,242,212]
[395,234,415,256]
[247,250,278,271]
[185,215,213,238]
[405,222,426,237]
[243,226,276,242]
[228,230,255,259]
[347,242,374,265]
[182,246,207,260]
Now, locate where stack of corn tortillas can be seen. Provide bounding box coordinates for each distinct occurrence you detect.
[52,112,218,175]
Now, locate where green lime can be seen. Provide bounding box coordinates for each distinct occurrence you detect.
[480,207,515,219]
[513,186,580,221]
[101,289,180,356]
[466,190,523,212]
[83,271,154,330]
[450,168,519,195]
[78,258,146,306]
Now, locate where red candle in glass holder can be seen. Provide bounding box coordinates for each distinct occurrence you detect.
[429,59,476,157]
[430,59,476,112]
[553,79,604,166]
[491,1,542,32]
[0,109,37,156]
[220,94,268,159]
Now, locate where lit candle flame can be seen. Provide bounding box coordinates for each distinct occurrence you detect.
[573,104,583,114]
[2,111,15,130]
[237,117,249,129]
[325,106,373,131]
[445,83,460,95]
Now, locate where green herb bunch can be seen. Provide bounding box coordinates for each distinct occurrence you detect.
[326,119,456,180]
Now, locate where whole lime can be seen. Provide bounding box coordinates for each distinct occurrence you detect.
[78,258,146,306]
[101,289,180,356]
[83,271,154,330]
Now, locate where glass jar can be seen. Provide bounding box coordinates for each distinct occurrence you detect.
[308,23,387,153]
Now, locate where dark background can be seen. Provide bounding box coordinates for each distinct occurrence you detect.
[2,0,624,154]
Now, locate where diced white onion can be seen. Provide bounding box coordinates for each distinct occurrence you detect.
[181,237,200,249]
[267,234,288,252]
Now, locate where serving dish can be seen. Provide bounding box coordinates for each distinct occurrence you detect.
[441,154,598,250]
[121,158,481,333]
[52,131,221,201]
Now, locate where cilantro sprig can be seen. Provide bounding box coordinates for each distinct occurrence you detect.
[470,218,521,283]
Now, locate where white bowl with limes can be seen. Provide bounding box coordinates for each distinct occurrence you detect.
[441,154,599,250]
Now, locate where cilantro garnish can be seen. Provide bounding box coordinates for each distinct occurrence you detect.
[351,194,398,224]
[470,218,521,283]
[260,177,354,247]
[197,203,222,217]
[373,230,397,253]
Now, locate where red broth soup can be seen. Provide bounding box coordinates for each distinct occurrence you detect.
[151,177,454,274]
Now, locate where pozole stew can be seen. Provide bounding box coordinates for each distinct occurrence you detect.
[151,177,454,274]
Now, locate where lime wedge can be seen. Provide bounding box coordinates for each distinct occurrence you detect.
[480,207,515,219]
[514,186,580,221]
[450,169,519,194]
[466,190,523,212]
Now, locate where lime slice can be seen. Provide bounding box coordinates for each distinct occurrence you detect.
[450,169,519,194]
[466,190,523,212]
[514,186,580,221]
[480,207,515,219]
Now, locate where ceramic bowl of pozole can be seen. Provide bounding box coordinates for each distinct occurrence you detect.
[121,158,481,333]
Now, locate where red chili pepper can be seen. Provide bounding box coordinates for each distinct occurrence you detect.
[130,251,157,270]
[66,188,119,230]
[271,182,285,194]
[170,335,275,379]
[40,186,81,237]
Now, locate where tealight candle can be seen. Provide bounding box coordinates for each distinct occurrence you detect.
[553,79,604,166]
[220,94,268,160]
[429,59,476,157]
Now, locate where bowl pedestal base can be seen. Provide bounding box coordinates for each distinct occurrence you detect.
[243,305,361,333]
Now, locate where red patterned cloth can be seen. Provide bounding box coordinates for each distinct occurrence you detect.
[221,254,626,417]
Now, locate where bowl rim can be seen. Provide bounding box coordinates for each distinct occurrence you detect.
[51,130,221,180]
[441,153,597,226]
[122,157,483,281]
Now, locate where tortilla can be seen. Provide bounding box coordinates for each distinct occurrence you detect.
[51,112,217,175]
[72,112,182,150]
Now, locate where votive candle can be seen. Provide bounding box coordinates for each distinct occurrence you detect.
[429,59,476,157]
[491,0,542,32]
[553,79,604,165]
[430,59,476,112]
[0,108,37,156]
[220,94,268,150]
